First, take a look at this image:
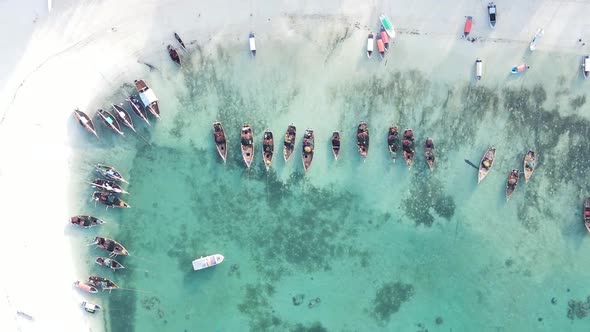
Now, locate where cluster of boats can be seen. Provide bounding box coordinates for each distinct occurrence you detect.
[366,15,395,59]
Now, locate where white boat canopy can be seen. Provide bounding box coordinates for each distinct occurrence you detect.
[585,57,590,69]
[139,88,158,106]
[249,37,256,51]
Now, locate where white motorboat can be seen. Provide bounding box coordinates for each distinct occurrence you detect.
[582,55,589,79]
[192,254,224,271]
[249,32,256,56]
[81,301,102,314]
[529,29,544,51]
[475,59,483,80]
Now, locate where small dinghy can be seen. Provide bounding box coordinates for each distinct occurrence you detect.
[380,26,390,51]
[73,109,99,138]
[74,281,98,294]
[92,191,130,208]
[91,236,129,257]
[97,109,124,137]
[192,254,224,271]
[89,178,128,194]
[523,150,536,183]
[376,33,385,59]
[174,32,187,51]
[511,64,529,74]
[584,198,590,234]
[529,29,544,51]
[262,130,274,171]
[240,124,254,168]
[478,146,496,184]
[582,55,590,79]
[366,32,374,58]
[212,121,227,162]
[112,104,136,133]
[167,45,181,67]
[95,257,125,271]
[283,124,296,162]
[95,164,128,183]
[302,128,315,172]
[475,59,483,80]
[387,126,400,162]
[70,215,105,228]
[487,3,496,29]
[464,16,473,38]
[505,169,520,201]
[357,122,369,158]
[331,131,341,160]
[424,138,435,171]
[127,95,150,126]
[135,79,160,119]
[249,32,256,56]
[88,276,118,292]
[402,129,415,168]
[379,14,395,38]
[81,301,102,314]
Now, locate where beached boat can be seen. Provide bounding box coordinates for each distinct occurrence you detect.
[487,3,496,29]
[529,29,544,51]
[380,26,390,51]
[127,95,150,126]
[88,276,118,291]
[135,79,160,119]
[91,236,129,257]
[584,198,590,234]
[511,64,529,74]
[73,109,99,138]
[70,215,105,228]
[506,169,520,201]
[192,254,224,271]
[331,131,341,160]
[249,32,256,56]
[212,121,227,162]
[523,150,536,183]
[464,16,473,37]
[379,14,395,38]
[366,32,374,58]
[167,45,181,67]
[74,281,98,294]
[262,130,274,170]
[475,59,483,80]
[283,124,296,162]
[387,126,400,162]
[582,55,590,79]
[112,104,136,133]
[95,257,125,271]
[81,301,102,314]
[92,191,130,208]
[95,164,128,183]
[302,128,315,172]
[240,124,254,168]
[376,33,385,59]
[89,178,128,194]
[424,138,435,171]
[357,122,369,158]
[478,146,496,184]
[97,109,124,137]
[174,32,187,51]
[402,129,415,168]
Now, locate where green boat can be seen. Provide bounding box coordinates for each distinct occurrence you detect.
[379,14,395,39]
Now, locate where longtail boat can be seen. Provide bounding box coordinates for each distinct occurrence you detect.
[379,14,396,38]
[376,33,385,59]
[73,109,99,138]
[380,25,390,51]
[97,109,124,137]
[478,147,496,184]
[174,32,187,51]
[112,104,136,133]
[74,281,98,294]
[92,191,130,208]
[366,32,374,58]
[283,124,296,162]
[240,124,254,168]
[357,122,369,158]
[424,138,435,171]
[70,215,105,228]
[523,150,536,183]
[529,29,544,51]
[388,126,400,162]
[302,128,315,172]
[475,59,483,80]
[135,79,160,119]
[262,130,274,171]
[331,131,341,160]
[89,178,128,194]
[402,128,415,168]
[464,16,473,38]
[95,257,125,271]
[249,32,256,56]
[506,169,520,201]
[127,96,150,126]
[167,45,181,67]
[91,236,129,257]
[95,164,128,183]
[88,276,118,292]
[81,301,102,314]
[584,198,590,234]
[192,254,224,271]
[511,64,529,74]
[212,121,227,162]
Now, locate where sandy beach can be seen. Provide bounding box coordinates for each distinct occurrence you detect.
[1,0,590,331]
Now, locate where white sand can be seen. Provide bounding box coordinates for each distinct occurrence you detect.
[1,0,590,330]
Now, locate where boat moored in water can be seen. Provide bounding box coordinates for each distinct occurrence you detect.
[95,257,125,271]
[192,254,224,271]
[506,169,520,201]
[380,26,390,51]
[70,215,105,228]
[127,95,150,126]
[402,128,415,168]
[424,138,435,171]
[174,32,187,51]
[97,109,124,137]
[88,276,118,291]
[74,281,98,294]
[529,29,544,51]
[376,33,385,59]
[367,32,374,58]
[96,164,128,183]
[81,301,102,314]
[283,124,296,162]
[262,130,274,170]
[92,191,130,208]
[167,45,181,67]
[584,198,590,234]
[357,122,369,158]
[213,121,227,162]
[388,126,400,162]
[582,55,589,79]
[89,178,128,194]
[249,32,256,56]
[112,104,136,133]
[523,150,536,183]
[511,64,529,74]
[91,236,129,257]
[464,16,473,37]
[331,131,341,160]
[73,109,99,138]
[379,14,395,38]
[488,2,496,29]
[478,146,496,184]
[475,59,483,80]
[302,128,315,172]
[240,124,254,168]
[135,79,160,119]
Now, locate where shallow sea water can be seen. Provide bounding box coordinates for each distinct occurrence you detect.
[67,23,590,332]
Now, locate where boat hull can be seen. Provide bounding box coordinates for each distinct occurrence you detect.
[192,254,224,271]
[478,147,496,184]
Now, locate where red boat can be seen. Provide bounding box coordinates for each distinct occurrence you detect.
[464,16,473,37]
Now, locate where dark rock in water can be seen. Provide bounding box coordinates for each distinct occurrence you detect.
[371,281,415,323]
[538,317,543,322]
[308,297,321,308]
[551,297,557,305]
[435,316,443,325]
[292,294,304,306]
[567,296,590,320]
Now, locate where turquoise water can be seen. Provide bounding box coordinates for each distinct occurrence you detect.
[67,36,590,331]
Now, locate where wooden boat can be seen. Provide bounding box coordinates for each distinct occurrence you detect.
[582,55,589,79]
[70,215,105,228]
[478,146,496,184]
[112,104,136,133]
[127,95,150,126]
[192,254,224,271]
[584,198,590,234]
[505,169,520,201]
[401,128,415,168]
[74,281,98,294]
[249,32,256,56]
[529,28,544,51]
[367,32,374,58]
[376,33,385,59]
[387,126,400,162]
[302,128,315,172]
[380,26,390,51]
[97,109,124,136]
[81,301,102,314]
[89,178,128,194]
[523,150,536,183]
[92,191,130,208]
[475,59,483,80]
[91,236,129,257]
[379,14,395,38]
[135,79,160,119]
[283,124,296,162]
[96,164,128,183]
[174,32,187,51]
[357,122,369,158]
[167,45,181,67]
[331,131,341,160]
[73,109,99,138]
[95,257,125,271]
[511,64,529,74]
[464,16,473,37]
[212,121,227,162]
[240,124,254,168]
[88,276,118,291]
[424,138,435,171]
[262,130,274,171]
[487,2,496,29]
